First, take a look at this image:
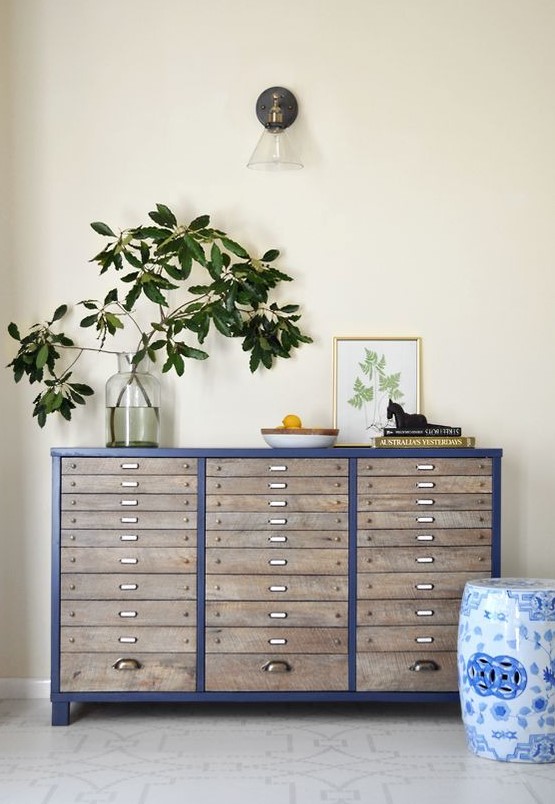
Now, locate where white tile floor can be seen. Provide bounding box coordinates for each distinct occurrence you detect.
[1,699,554,803]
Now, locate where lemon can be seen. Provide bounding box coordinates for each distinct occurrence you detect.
[282,414,302,428]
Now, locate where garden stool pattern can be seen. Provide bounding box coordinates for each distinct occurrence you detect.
[458,578,555,762]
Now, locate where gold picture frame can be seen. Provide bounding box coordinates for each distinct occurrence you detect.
[333,336,421,445]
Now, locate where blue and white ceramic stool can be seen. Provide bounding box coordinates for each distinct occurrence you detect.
[458,578,555,762]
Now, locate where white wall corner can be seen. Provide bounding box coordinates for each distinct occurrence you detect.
[0,678,50,699]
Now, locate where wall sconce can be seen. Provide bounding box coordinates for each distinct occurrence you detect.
[247,87,303,171]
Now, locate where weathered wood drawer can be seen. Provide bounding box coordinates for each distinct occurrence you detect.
[206,512,347,531]
[357,493,490,512]
[358,571,489,599]
[62,475,197,494]
[357,546,490,573]
[357,625,458,652]
[206,548,346,575]
[357,528,491,548]
[60,626,195,652]
[62,494,196,511]
[207,476,348,494]
[206,575,348,601]
[205,654,348,691]
[60,653,196,692]
[60,600,196,626]
[357,598,461,626]
[205,627,347,653]
[358,457,491,476]
[61,547,196,573]
[61,511,196,529]
[61,529,195,548]
[206,529,346,549]
[357,475,492,494]
[207,458,347,477]
[357,511,491,529]
[207,494,348,513]
[61,573,196,600]
[356,652,458,691]
[62,457,197,475]
[206,600,347,627]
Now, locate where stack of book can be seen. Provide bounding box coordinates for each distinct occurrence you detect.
[373,426,475,448]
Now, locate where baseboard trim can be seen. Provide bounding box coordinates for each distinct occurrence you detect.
[0,678,50,699]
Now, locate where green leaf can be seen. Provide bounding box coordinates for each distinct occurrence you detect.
[70,383,94,396]
[91,221,116,237]
[143,282,169,306]
[7,322,20,340]
[36,344,49,369]
[262,249,280,262]
[149,204,177,228]
[80,314,99,328]
[51,304,68,323]
[189,214,210,231]
[221,237,249,259]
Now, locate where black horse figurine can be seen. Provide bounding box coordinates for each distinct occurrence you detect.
[386,400,428,429]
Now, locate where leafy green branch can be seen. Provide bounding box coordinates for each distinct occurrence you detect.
[7,203,312,427]
[348,349,404,431]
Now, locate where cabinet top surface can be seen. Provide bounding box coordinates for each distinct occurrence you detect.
[51,446,502,458]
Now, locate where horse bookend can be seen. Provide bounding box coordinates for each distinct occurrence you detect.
[386,400,458,434]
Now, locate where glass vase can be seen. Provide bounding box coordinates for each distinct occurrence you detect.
[105,353,160,447]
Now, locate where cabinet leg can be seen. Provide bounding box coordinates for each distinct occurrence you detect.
[51,701,70,726]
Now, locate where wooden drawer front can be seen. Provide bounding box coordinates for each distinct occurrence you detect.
[358,546,490,573]
[62,474,197,494]
[356,652,457,691]
[61,626,195,652]
[60,653,196,692]
[207,476,347,495]
[206,600,347,628]
[358,457,491,477]
[357,511,491,529]
[207,494,347,513]
[61,600,196,626]
[358,625,458,653]
[205,654,348,691]
[62,573,196,600]
[62,457,197,475]
[62,494,196,512]
[207,529,345,549]
[358,571,489,600]
[61,511,196,529]
[62,529,195,548]
[357,598,461,626]
[357,493,490,512]
[358,475,492,494]
[206,512,346,531]
[206,627,347,654]
[61,547,196,574]
[207,458,347,477]
[206,548,346,575]
[358,528,491,548]
[206,575,348,601]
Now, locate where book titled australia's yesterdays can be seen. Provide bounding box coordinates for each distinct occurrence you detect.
[373,435,475,448]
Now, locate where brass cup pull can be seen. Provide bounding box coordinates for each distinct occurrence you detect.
[409,659,439,673]
[112,658,142,671]
[261,660,292,673]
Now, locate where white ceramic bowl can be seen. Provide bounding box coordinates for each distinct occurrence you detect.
[261,428,339,448]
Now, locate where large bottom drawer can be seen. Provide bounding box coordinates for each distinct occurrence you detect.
[357,652,457,692]
[205,653,348,692]
[60,653,196,692]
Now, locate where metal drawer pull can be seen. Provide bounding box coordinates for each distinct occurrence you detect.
[269,501,287,507]
[120,499,138,506]
[416,499,434,506]
[269,518,287,525]
[416,516,434,523]
[118,636,137,644]
[416,636,434,643]
[120,517,138,524]
[416,609,434,616]
[121,481,139,487]
[269,585,287,592]
[417,482,435,488]
[416,464,435,471]
[120,557,138,565]
[120,534,138,541]
[120,463,139,470]
[416,557,434,563]
[269,559,287,566]
[119,611,138,618]
[269,482,287,489]
[269,638,287,645]
[416,534,434,541]
[112,658,142,671]
[269,612,287,619]
[119,584,138,591]
[262,660,291,673]
[416,583,434,590]
[269,465,287,472]
[269,536,287,543]
[409,660,439,672]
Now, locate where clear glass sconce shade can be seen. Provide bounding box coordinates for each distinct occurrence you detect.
[247,128,303,171]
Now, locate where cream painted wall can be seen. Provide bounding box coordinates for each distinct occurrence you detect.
[1,0,554,679]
